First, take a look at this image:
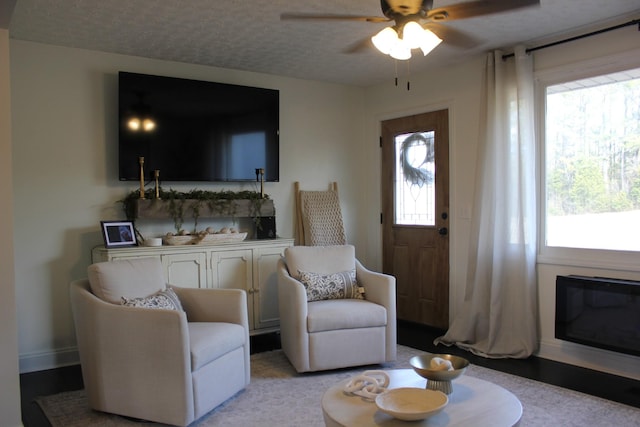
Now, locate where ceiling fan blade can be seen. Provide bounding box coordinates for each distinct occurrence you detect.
[427,0,540,22]
[424,23,481,49]
[343,37,375,54]
[281,13,390,23]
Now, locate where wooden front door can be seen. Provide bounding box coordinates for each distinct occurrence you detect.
[381,109,450,329]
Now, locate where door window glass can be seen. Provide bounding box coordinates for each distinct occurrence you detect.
[394,131,435,225]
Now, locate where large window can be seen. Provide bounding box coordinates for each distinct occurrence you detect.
[544,67,640,253]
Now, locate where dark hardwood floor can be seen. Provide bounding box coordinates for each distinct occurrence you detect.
[21,321,640,426]
[397,321,640,410]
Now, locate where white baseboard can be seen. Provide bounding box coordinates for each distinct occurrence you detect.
[19,346,79,374]
[537,338,640,381]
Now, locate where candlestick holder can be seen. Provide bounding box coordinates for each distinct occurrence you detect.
[139,157,146,199]
[154,170,161,199]
[255,168,265,199]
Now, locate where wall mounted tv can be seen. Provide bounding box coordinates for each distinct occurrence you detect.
[118,71,279,182]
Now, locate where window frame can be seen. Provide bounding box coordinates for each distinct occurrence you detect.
[536,49,640,271]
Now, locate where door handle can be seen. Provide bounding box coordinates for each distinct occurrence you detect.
[438,227,448,236]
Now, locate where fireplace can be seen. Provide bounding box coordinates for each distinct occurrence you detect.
[555,275,640,357]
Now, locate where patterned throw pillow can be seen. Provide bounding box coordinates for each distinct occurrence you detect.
[298,269,364,302]
[121,287,184,311]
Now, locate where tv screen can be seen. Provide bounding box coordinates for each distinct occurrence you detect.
[118,72,279,182]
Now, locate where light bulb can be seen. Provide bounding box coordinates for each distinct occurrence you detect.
[372,27,399,55]
[127,117,141,131]
[142,118,156,132]
[390,40,411,60]
[419,29,443,56]
[402,21,424,49]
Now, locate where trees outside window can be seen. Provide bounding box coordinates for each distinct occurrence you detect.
[545,68,640,251]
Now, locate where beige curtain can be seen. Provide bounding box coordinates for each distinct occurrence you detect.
[436,46,538,358]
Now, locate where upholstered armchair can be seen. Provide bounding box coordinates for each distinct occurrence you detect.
[70,257,250,427]
[277,245,396,373]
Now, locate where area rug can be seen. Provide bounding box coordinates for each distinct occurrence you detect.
[35,345,640,426]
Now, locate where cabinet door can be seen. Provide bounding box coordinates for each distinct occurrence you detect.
[253,246,288,331]
[162,252,207,288]
[210,250,252,290]
[210,249,253,328]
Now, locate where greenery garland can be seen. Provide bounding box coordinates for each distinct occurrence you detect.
[120,188,270,233]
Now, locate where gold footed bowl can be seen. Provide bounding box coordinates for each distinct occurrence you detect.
[409,354,469,395]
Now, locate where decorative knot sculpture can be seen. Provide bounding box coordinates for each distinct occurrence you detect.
[343,370,390,401]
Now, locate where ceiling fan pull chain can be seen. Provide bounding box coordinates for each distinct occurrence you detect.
[394,60,398,87]
[406,61,411,91]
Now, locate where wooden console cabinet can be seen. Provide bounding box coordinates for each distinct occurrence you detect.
[92,238,293,335]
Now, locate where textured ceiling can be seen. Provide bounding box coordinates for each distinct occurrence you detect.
[7,0,640,86]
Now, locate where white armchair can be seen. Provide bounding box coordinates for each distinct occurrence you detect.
[70,257,250,426]
[277,245,396,373]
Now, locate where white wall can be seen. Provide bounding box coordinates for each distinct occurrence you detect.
[10,40,365,372]
[0,28,22,427]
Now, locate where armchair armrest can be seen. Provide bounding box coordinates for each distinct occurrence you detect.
[356,260,397,361]
[356,260,395,307]
[277,257,311,372]
[277,258,308,325]
[172,286,250,387]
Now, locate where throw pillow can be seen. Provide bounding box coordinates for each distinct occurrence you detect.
[121,287,184,311]
[298,269,364,302]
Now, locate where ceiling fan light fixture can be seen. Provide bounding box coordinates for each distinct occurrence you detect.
[389,40,411,60]
[402,21,425,49]
[371,26,399,55]
[418,28,442,56]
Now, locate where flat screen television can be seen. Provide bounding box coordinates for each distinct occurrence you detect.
[118,71,279,182]
[555,275,640,357]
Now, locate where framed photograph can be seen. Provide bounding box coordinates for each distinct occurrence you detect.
[101,221,138,248]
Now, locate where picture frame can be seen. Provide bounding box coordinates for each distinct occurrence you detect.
[100,220,138,248]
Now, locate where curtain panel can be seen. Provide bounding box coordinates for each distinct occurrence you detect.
[436,46,538,358]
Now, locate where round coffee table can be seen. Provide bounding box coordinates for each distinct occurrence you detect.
[322,369,522,426]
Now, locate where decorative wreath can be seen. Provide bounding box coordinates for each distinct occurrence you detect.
[399,133,434,187]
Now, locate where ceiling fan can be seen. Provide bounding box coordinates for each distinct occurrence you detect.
[281,0,541,60]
